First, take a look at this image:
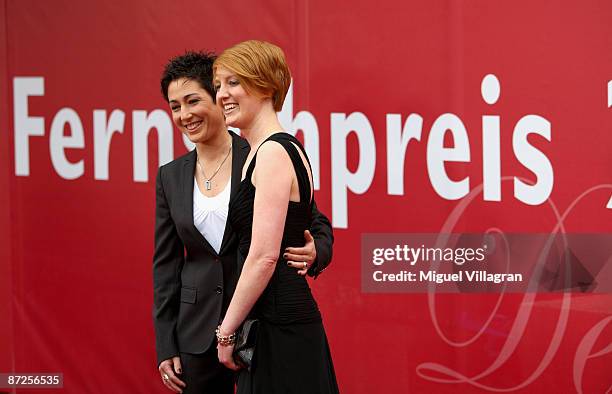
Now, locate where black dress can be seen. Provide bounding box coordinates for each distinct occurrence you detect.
[228,132,339,394]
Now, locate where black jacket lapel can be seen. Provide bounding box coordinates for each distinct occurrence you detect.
[218,131,250,255]
[182,149,218,257]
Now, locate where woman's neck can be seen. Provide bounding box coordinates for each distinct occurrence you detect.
[241,105,284,150]
[195,127,232,160]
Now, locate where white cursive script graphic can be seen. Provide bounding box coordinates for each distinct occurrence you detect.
[416,178,612,391]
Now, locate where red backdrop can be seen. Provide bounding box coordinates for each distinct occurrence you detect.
[1,1,611,393]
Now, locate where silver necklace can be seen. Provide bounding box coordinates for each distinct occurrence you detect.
[197,144,232,190]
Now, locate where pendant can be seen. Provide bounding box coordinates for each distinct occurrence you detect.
[205,180,212,190]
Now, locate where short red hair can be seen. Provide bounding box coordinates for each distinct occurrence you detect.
[214,40,291,111]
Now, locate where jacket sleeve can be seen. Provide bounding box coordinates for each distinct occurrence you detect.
[307,199,334,278]
[152,166,184,366]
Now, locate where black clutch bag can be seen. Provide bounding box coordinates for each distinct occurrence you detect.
[232,319,259,371]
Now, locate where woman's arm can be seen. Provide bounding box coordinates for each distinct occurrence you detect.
[217,141,293,366]
[152,166,185,367]
[283,202,334,277]
[308,202,333,277]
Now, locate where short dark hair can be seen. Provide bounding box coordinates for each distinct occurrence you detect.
[160,51,217,102]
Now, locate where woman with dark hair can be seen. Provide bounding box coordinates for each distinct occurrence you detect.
[214,40,339,393]
[153,51,334,394]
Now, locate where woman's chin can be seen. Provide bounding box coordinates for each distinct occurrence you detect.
[224,116,241,129]
[184,131,203,144]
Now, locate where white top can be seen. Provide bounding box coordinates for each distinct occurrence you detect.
[193,177,231,254]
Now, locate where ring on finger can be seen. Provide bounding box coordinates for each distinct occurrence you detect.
[303,261,308,269]
[163,373,170,382]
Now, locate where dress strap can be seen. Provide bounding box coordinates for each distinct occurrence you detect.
[247,132,313,205]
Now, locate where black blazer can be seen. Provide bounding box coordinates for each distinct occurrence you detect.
[153,131,333,365]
